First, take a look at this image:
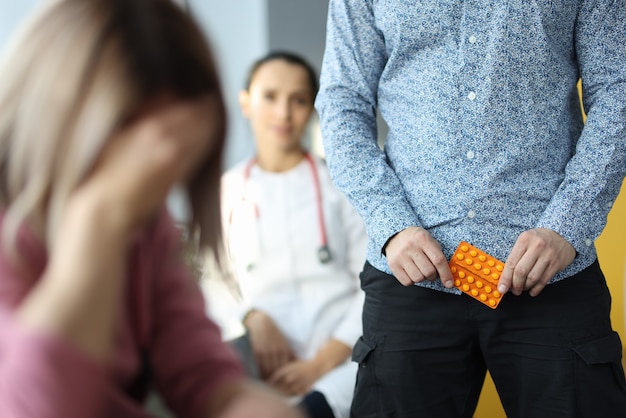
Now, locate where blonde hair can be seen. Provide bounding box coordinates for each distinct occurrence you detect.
[0,0,226,263]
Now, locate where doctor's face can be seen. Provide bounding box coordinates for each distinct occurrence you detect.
[239,59,314,153]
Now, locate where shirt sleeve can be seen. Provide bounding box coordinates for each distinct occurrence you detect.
[315,0,421,259]
[535,0,626,254]
[148,214,245,418]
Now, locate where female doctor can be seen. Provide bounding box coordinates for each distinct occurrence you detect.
[210,52,367,418]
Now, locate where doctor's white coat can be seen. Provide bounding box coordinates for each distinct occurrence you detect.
[203,154,367,418]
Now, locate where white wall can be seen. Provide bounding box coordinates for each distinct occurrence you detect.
[0,1,40,52]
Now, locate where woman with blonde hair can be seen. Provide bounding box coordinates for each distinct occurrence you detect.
[0,0,304,417]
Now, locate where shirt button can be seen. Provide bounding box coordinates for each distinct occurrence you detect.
[469,35,477,44]
[585,238,593,247]
[466,150,475,160]
[467,210,476,219]
[467,91,476,101]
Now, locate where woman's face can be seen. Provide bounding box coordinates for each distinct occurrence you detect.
[239,59,314,153]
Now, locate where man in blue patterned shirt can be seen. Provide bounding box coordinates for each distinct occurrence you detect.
[316,0,626,416]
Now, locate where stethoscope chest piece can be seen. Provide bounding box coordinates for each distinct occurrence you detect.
[318,245,332,264]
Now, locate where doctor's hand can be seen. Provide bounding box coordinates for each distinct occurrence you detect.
[267,360,320,396]
[385,227,454,288]
[207,380,305,418]
[267,338,351,396]
[498,228,576,297]
[244,310,296,380]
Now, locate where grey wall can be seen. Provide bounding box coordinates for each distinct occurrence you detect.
[268,0,328,76]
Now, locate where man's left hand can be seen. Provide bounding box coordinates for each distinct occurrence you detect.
[498,228,576,297]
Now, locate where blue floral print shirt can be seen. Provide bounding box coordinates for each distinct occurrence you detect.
[315,0,626,292]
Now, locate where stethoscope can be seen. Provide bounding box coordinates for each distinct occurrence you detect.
[227,152,332,269]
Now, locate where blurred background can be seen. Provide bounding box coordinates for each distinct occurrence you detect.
[186,0,329,168]
[1,2,624,417]
[0,0,329,169]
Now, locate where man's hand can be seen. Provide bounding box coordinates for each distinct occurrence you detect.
[498,228,576,297]
[385,227,454,288]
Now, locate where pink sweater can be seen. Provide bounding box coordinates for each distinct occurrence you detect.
[0,211,244,418]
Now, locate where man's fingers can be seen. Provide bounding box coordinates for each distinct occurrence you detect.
[527,280,548,298]
[423,247,453,287]
[385,226,451,287]
[501,228,576,297]
[389,264,416,286]
[389,252,425,286]
[403,252,452,287]
[411,251,435,280]
[391,250,451,287]
[523,257,551,291]
[500,240,527,295]
[510,257,533,296]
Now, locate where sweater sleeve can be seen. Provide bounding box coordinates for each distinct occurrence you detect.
[0,218,106,418]
[0,311,106,418]
[148,214,245,418]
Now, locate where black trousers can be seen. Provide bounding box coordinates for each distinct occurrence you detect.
[351,260,626,418]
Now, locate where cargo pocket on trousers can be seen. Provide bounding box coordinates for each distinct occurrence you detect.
[572,331,626,410]
[351,337,381,417]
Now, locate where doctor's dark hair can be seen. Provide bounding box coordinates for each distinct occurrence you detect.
[0,0,226,261]
[244,51,319,98]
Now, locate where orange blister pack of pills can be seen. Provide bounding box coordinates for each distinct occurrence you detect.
[449,241,505,309]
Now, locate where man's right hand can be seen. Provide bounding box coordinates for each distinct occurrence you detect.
[384,227,454,288]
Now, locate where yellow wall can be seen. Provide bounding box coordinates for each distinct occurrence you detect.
[473,83,626,417]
